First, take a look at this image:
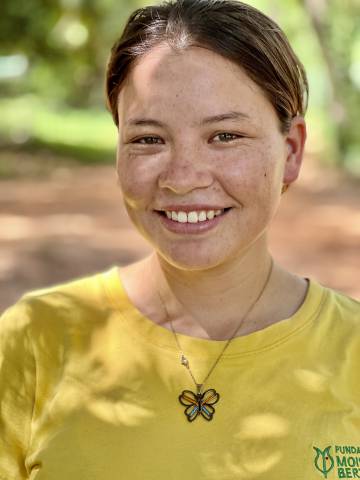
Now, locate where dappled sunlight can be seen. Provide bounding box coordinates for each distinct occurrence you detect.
[235,413,289,440]
[0,0,359,476]
[41,372,155,430]
[86,397,154,426]
[0,214,95,240]
[7,289,301,479]
[294,368,329,393]
[200,449,283,479]
[3,285,359,478]
[0,215,34,240]
[227,450,284,477]
[199,414,286,478]
[29,303,159,431]
[1,163,359,314]
[55,312,157,427]
[241,451,283,475]
[0,251,17,278]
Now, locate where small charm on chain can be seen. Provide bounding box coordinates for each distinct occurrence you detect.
[180,354,189,368]
[179,387,220,422]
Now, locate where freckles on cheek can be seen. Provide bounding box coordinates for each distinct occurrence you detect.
[227,164,262,194]
[117,153,157,208]
[215,146,269,193]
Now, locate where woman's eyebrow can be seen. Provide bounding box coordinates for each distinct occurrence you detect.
[200,111,251,125]
[125,118,164,127]
[125,111,251,128]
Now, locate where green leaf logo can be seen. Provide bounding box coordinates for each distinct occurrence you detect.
[313,446,335,478]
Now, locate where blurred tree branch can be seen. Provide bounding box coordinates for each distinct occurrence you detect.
[301,0,360,169]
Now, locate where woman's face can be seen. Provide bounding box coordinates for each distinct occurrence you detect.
[116,44,304,270]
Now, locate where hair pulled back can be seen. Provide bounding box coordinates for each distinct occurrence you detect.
[106,0,308,133]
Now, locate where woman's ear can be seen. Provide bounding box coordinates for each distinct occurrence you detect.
[283,116,307,185]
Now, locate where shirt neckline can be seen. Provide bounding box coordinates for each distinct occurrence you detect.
[100,266,327,358]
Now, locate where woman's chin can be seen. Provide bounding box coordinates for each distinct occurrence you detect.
[154,245,235,272]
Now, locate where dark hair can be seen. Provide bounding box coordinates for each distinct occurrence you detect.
[106,0,308,133]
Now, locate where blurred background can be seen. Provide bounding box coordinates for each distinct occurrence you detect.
[0,0,359,312]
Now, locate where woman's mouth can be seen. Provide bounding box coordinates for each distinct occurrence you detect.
[154,207,232,234]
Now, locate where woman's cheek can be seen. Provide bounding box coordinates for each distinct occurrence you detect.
[217,150,266,195]
[117,151,160,208]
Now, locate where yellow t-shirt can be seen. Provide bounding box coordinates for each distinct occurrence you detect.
[0,266,359,480]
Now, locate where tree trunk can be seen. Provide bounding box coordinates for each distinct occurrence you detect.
[300,0,349,164]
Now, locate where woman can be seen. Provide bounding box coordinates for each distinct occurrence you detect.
[1,1,359,479]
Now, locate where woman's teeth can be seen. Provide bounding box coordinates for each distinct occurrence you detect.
[165,209,224,223]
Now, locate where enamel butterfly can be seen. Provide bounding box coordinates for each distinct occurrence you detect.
[179,388,220,422]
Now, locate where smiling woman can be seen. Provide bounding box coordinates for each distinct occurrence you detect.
[114,43,303,269]
[1,1,359,480]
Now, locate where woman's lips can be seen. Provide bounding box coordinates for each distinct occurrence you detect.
[155,208,232,234]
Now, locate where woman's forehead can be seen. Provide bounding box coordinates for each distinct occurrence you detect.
[117,44,273,124]
[127,43,254,87]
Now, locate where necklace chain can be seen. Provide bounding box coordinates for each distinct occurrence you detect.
[159,258,274,392]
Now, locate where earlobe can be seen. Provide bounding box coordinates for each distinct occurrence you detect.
[283,116,307,185]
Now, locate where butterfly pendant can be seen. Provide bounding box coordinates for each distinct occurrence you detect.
[179,388,220,422]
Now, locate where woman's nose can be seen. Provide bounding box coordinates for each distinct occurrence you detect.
[158,149,213,194]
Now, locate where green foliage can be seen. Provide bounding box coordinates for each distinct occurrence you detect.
[326,0,360,171]
[0,0,142,105]
[0,96,116,163]
[0,0,359,175]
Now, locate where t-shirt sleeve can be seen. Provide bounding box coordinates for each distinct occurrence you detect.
[0,301,36,480]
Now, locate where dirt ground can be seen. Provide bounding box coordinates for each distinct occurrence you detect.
[0,155,359,313]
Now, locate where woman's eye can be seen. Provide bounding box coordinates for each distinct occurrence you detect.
[130,133,244,145]
[214,132,242,142]
[132,136,163,145]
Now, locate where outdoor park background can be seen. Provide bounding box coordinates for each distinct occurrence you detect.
[0,0,359,313]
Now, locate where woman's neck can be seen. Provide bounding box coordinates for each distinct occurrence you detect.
[119,237,308,340]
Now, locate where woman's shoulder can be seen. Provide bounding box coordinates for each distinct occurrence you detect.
[0,267,119,338]
[324,282,359,312]
[311,278,360,325]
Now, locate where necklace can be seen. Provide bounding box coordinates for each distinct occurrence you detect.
[158,258,274,422]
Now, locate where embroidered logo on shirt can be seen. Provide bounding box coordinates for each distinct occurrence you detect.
[313,445,360,478]
[314,446,335,478]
